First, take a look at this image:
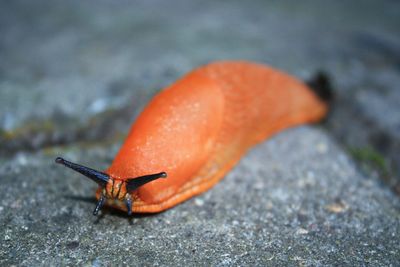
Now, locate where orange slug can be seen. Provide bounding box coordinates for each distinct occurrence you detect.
[56,60,330,215]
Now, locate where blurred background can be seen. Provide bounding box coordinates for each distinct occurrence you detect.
[0,0,399,265]
[1,0,399,185]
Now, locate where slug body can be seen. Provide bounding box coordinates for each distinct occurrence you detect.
[57,61,328,215]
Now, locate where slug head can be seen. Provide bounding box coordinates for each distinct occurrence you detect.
[55,157,167,216]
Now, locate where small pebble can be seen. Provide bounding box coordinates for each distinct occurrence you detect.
[194,198,204,206]
[316,142,328,154]
[296,228,309,235]
[325,201,349,213]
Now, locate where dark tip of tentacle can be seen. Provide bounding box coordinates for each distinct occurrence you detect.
[55,157,109,186]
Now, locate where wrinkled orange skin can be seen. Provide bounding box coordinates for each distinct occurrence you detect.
[98,61,328,213]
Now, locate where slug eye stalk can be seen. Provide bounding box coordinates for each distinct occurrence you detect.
[55,157,109,186]
[126,172,167,192]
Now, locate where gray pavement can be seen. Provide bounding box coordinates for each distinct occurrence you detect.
[1,0,399,266]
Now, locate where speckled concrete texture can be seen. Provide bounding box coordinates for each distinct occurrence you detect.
[1,0,399,266]
[2,128,399,266]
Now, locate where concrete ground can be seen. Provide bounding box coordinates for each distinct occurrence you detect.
[1,0,399,266]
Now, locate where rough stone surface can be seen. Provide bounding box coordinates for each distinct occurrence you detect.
[1,128,399,266]
[1,0,400,266]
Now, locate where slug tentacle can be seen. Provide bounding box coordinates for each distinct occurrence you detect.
[125,195,133,216]
[55,157,109,186]
[126,172,167,193]
[93,194,106,215]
